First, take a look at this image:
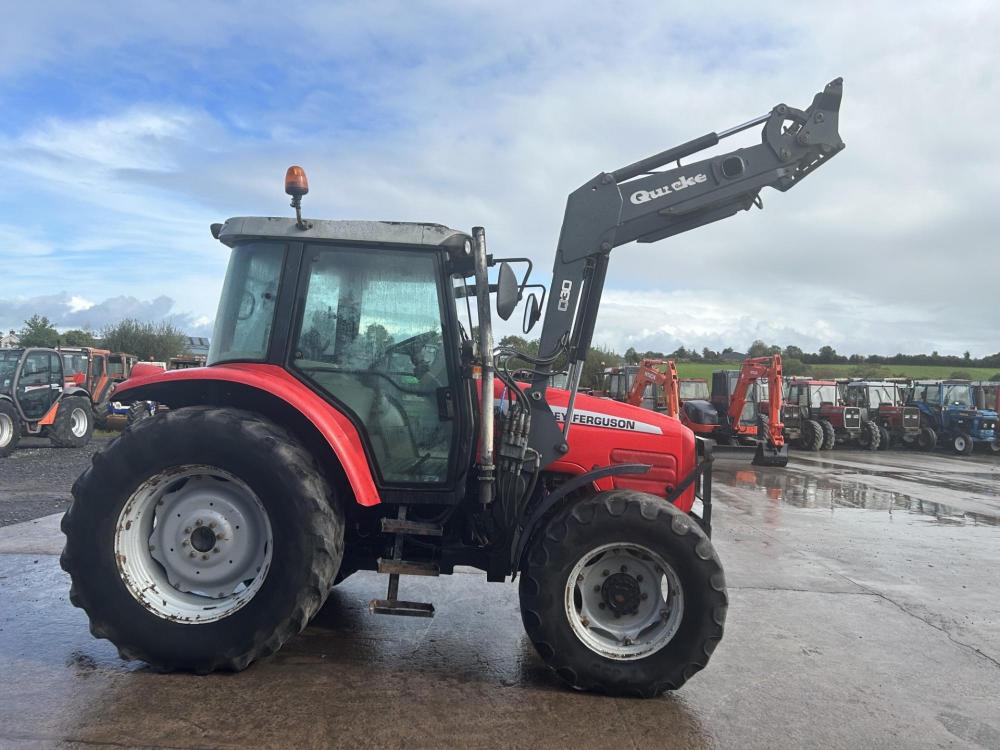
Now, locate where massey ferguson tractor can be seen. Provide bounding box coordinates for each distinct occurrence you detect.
[841,379,931,450]
[61,79,845,696]
[782,378,878,451]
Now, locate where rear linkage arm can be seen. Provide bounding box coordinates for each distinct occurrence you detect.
[526,78,845,466]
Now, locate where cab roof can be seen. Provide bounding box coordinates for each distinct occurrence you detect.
[216,217,472,251]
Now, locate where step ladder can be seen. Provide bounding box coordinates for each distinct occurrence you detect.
[369,507,442,618]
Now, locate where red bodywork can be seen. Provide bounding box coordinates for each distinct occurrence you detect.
[114,363,699,514]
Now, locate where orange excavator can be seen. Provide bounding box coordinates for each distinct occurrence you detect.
[624,358,680,416]
[680,355,788,467]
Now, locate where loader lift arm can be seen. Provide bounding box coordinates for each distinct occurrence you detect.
[526,78,844,465]
[625,359,680,417]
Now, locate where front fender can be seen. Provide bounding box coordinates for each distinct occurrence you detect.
[112,363,381,506]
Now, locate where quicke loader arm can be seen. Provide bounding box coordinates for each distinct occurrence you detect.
[526,78,845,466]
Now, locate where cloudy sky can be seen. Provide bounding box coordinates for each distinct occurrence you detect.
[0,2,997,356]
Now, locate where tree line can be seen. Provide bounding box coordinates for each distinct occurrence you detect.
[11,315,190,362]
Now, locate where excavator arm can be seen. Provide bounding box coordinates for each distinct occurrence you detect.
[728,355,785,448]
[526,78,844,465]
[625,359,680,417]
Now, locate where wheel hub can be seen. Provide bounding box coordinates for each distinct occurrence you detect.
[565,543,684,660]
[601,572,641,615]
[116,466,273,622]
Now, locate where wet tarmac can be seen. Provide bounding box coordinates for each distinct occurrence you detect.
[1,449,999,749]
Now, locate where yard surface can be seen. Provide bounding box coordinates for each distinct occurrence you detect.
[1,439,998,748]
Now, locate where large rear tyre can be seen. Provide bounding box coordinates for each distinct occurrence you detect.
[858,420,881,451]
[61,406,344,673]
[127,400,153,426]
[0,401,21,458]
[878,426,891,451]
[917,426,937,451]
[799,419,824,452]
[953,432,974,456]
[49,396,94,448]
[820,420,836,450]
[518,490,727,697]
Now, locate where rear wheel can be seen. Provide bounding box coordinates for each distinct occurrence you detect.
[799,419,824,452]
[989,440,1000,454]
[519,490,727,697]
[127,400,153,426]
[953,432,974,456]
[858,420,880,451]
[0,401,21,458]
[49,396,94,448]
[820,420,836,450]
[61,406,344,672]
[878,426,891,450]
[917,426,937,451]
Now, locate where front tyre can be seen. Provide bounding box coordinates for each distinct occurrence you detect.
[61,406,344,673]
[519,490,727,697]
[0,400,21,457]
[820,420,836,450]
[917,426,937,451]
[49,396,94,448]
[953,432,974,456]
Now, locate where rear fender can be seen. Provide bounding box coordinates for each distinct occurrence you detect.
[111,364,380,506]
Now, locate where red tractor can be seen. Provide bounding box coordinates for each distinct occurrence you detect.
[782,378,878,451]
[679,356,788,467]
[841,379,931,450]
[61,80,845,695]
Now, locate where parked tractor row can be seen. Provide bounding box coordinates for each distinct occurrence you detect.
[599,360,999,458]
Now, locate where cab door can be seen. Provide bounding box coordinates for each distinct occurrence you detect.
[91,354,110,401]
[15,350,62,421]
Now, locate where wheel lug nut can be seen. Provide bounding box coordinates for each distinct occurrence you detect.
[623,637,632,646]
[593,585,600,592]
[209,522,216,529]
[201,554,209,560]
[620,565,627,573]
[641,593,648,600]
[184,527,192,534]
[189,552,196,558]
[577,574,584,582]
[602,569,610,577]
[213,547,220,554]
[195,520,203,527]
[598,603,606,610]
[181,540,188,547]
[636,575,643,582]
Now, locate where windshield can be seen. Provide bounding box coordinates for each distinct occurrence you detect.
[810,384,837,407]
[62,353,89,377]
[679,380,709,400]
[942,384,973,407]
[209,242,285,364]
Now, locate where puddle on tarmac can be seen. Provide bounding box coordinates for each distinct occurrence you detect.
[715,460,1000,527]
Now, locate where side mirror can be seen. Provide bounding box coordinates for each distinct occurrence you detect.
[523,293,542,333]
[496,261,519,321]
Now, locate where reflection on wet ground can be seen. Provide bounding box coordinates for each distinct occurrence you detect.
[714,449,1000,526]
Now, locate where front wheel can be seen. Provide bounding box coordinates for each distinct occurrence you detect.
[858,420,881,451]
[61,406,344,672]
[49,396,93,448]
[878,426,891,450]
[519,490,727,697]
[990,440,1000,454]
[0,400,21,457]
[953,432,974,456]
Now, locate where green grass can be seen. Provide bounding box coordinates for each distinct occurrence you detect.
[674,362,1000,381]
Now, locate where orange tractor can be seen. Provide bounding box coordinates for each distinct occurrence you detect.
[679,355,788,467]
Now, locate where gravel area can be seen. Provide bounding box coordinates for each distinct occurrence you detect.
[0,434,115,527]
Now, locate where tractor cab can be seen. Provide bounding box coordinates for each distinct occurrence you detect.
[678,378,709,402]
[842,380,922,449]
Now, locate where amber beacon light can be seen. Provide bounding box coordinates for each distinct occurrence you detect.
[284,165,311,229]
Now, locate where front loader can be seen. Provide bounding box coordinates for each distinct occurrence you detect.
[61,79,845,696]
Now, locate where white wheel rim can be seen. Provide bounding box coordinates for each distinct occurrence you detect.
[0,413,13,447]
[564,543,684,661]
[115,465,273,623]
[70,408,88,437]
[956,436,967,451]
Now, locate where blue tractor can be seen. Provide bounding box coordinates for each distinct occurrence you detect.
[907,380,998,455]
